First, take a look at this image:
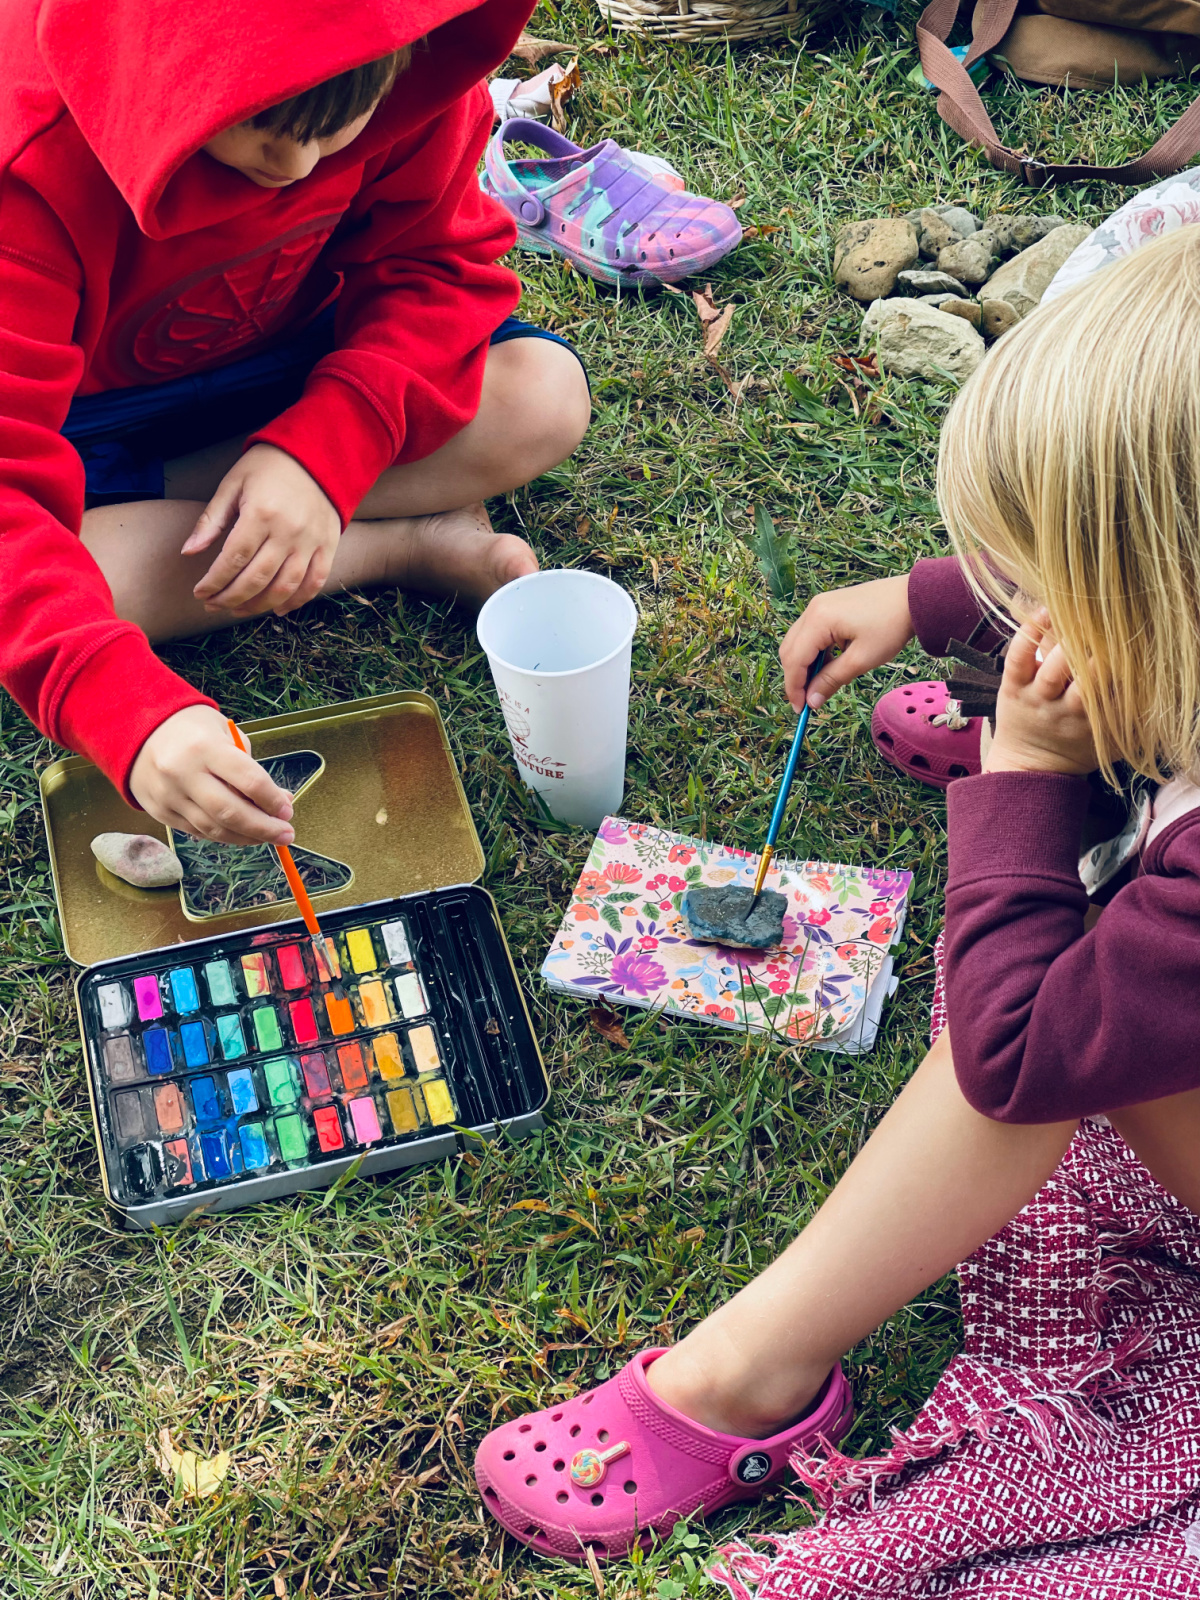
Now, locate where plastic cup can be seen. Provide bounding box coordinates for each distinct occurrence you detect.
[476,571,639,828]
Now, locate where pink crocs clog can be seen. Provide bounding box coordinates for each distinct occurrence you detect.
[474,1349,853,1561]
[871,679,983,789]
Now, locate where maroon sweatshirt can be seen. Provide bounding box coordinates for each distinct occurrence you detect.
[909,556,1200,1124]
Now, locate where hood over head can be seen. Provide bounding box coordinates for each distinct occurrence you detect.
[36,0,530,236]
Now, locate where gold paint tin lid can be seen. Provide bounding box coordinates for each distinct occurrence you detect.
[40,691,485,966]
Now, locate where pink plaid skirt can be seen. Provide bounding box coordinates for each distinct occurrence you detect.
[711,932,1200,1599]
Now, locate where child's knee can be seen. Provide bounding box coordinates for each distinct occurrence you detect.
[486,337,590,468]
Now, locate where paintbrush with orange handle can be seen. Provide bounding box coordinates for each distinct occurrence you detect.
[226,719,342,986]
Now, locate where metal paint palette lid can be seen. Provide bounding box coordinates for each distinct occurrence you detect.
[40,691,485,966]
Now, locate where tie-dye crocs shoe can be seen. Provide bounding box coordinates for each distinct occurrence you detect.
[482,118,742,288]
[474,1348,853,1561]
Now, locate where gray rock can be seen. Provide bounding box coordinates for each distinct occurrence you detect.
[896,268,969,298]
[861,298,986,384]
[924,294,983,329]
[916,205,980,258]
[977,223,1092,335]
[833,218,920,302]
[91,832,183,888]
[985,214,1067,257]
[682,886,788,950]
[937,229,1001,286]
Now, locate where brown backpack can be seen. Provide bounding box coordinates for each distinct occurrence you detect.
[918,0,1200,182]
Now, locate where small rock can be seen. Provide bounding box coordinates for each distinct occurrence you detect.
[834,218,920,302]
[916,205,979,258]
[926,294,983,329]
[91,832,183,888]
[977,223,1092,335]
[861,298,986,384]
[979,299,1021,338]
[985,214,1066,257]
[937,229,1001,286]
[896,268,969,298]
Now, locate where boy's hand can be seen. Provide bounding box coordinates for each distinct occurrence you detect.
[984,615,1097,777]
[130,706,297,845]
[183,443,340,617]
[780,574,914,710]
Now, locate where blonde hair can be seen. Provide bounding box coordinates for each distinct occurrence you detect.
[937,224,1200,786]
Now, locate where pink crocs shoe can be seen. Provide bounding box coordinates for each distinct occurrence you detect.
[871,679,983,789]
[474,1349,853,1562]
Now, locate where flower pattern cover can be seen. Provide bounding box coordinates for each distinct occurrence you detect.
[541,818,911,1048]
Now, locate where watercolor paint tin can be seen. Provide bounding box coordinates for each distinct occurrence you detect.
[40,692,548,1228]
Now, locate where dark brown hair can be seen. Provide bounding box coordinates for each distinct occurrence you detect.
[252,48,411,143]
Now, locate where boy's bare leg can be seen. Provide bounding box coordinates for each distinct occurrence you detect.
[81,336,590,640]
[646,1028,1200,1442]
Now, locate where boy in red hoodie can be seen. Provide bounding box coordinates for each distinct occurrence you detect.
[0,0,590,848]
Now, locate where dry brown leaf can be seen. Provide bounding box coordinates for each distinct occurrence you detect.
[728,192,748,210]
[508,1197,551,1212]
[510,33,575,63]
[549,58,581,133]
[586,1543,606,1596]
[691,284,735,359]
[588,1003,630,1050]
[272,1577,288,1600]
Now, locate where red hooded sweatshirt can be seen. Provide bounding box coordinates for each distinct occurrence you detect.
[0,0,532,797]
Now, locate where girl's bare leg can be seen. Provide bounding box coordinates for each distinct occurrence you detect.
[81,336,590,641]
[648,1029,1078,1437]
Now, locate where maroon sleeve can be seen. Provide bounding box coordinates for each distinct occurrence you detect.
[248,85,520,524]
[945,771,1200,1122]
[908,555,1005,657]
[0,211,215,799]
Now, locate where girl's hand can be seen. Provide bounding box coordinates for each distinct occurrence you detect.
[780,574,915,710]
[183,443,340,617]
[130,706,297,845]
[984,616,1097,776]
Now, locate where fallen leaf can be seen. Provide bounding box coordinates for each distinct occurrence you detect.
[728,192,748,210]
[272,1578,288,1600]
[508,1198,551,1213]
[586,1543,606,1596]
[510,33,575,63]
[588,1003,630,1049]
[149,1429,231,1499]
[549,58,581,132]
[834,351,880,379]
[750,504,796,604]
[742,224,780,241]
[691,283,735,358]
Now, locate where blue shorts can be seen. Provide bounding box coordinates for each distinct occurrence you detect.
[65,307,581,506]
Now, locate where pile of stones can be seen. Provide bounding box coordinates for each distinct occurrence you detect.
[833,207,1092,383]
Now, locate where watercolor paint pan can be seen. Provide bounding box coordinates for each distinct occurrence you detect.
[76,886,545,1227]
[44,691,549,1229]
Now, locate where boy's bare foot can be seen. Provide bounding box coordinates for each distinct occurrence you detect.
[336,502,537,609]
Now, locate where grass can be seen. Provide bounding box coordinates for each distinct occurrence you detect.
[0,5,1187,1594]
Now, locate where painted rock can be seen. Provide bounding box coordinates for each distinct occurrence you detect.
[833,218,920,303]
[681,886,788,950]
[861,298,986,385]
[91,832,183,888]
[978,223,1092,336]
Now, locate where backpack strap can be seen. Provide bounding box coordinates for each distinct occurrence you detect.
[916,0,1200,183]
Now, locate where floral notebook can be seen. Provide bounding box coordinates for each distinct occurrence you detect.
[541,818,912,1052]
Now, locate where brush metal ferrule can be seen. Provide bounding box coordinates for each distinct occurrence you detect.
[750,844,774,902]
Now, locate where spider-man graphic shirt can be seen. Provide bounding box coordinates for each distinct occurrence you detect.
[0,0,531,795]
